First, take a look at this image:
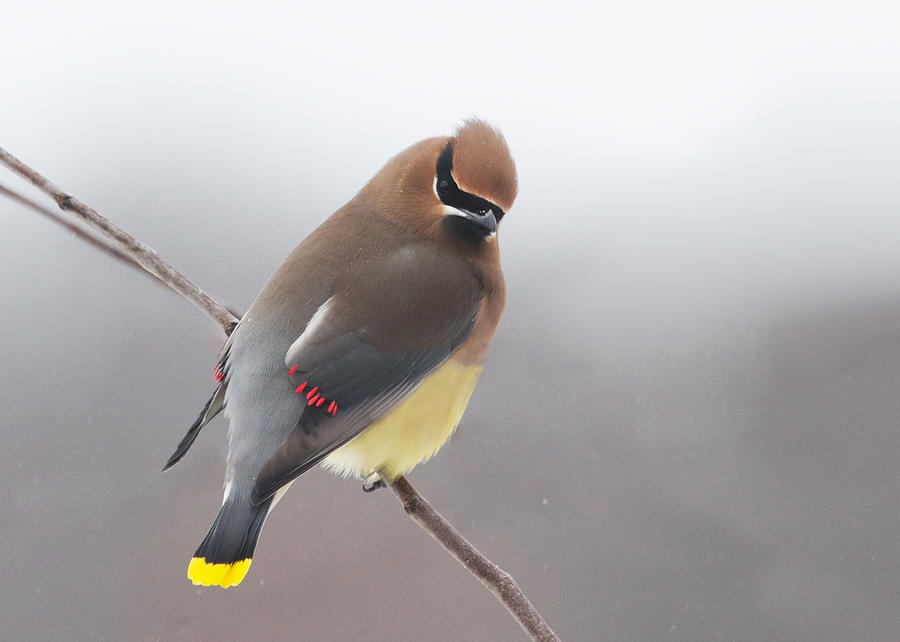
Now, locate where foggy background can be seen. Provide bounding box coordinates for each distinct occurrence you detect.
[2,2,899,640]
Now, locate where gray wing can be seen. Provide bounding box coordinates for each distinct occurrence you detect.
[252,242,483,503]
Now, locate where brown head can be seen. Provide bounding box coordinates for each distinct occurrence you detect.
[359,119,518,244]
[446,119,518,214]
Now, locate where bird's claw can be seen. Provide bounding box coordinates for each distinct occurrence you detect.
[362,474,386,493]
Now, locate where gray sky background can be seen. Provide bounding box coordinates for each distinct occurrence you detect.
[2,2,899,640]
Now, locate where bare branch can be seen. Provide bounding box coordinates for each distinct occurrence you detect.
[0,145,558,640]
[391,477,560,641]
[0,146,238,336]
[0,183,167,286]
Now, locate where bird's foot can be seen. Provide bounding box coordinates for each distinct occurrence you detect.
[362,473,386,493]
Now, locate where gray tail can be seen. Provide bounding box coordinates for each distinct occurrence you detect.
[188,494,272,588]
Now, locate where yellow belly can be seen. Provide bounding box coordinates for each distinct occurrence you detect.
[322,360,483,481]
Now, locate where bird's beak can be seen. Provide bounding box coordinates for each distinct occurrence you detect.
[444,206,498,235]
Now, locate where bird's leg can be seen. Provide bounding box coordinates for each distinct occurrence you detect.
[362,472,386,493]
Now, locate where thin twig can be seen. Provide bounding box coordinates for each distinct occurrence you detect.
[0,183,166,286]
[0,145,558,640]
[0,147,238,336]
[391,477,560,641]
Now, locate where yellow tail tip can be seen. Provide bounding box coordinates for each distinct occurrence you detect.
[188,557,252,588]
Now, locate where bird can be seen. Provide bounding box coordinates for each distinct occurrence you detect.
[163,119,518,588]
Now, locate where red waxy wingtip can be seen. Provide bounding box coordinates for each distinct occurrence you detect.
[328,401,336,413]
[316,397,326,407]
[287,365,298,376]
[306,386,319,400]
[295,381,307,394]
[307,394,320,406]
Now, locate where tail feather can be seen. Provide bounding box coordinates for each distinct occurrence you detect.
[163,386,226,471]
[188,495,272,588]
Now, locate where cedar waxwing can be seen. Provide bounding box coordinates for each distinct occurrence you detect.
[163,119,518,588]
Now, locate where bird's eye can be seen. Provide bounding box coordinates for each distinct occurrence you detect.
[437,180,451,195]
[479,207,491,216]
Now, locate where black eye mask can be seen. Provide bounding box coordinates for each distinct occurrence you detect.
[435,143,505,222]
